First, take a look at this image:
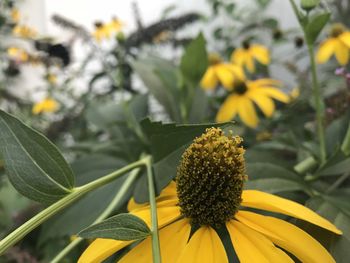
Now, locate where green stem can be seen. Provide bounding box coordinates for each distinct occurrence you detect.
[144,156,161,263]
[50,167,141,263]
[294,156,318,174]
[0,159,145,255]
[306,43,327,164]
[288,0,327,164]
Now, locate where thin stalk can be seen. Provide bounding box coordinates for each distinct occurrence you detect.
[50,167,141,263]
[0,159,145,255]
[144,156,161,263]
[306,43,327,164]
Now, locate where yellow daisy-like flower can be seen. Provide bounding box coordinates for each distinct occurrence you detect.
[12,24,37,38]
[92,22,111,42]
[79,128,341,263]
[7,47,28,62]
[32,98,59,115]
[231,42,270,73]
[107,17,123,32]
[316,23,350,65]
[200,53,245,90]
[11,8,20,23]
[216,79,289,128]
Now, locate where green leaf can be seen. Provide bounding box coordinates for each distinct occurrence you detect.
[180,33,208,86]
[246,163,308,193]
[319,157,350,176]
[0,110,75,203]
[39,154,129,243]
[133,57,182,122]
[305,12,331,44]
[79,213,150,240]
[245,178,303,193]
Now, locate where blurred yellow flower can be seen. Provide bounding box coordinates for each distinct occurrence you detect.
[317,23,350,65]
[107,17,123,32]
[11,8,20,23]
[216,79,289,128]
[93,18,123,42]
[32,98,59,115]
[231,42,270,73]
[7,47,28,62]
[290,86,300,100]
[12,24,37,38]
[201,53,245,90]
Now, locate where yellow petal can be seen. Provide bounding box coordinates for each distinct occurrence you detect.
[225,64,246,82]
[241,190,342,234]
[216,94,239,122]
[32,103,43,115]
[334,40,349,65]
[247,91,275,117]
[237,96,259,128]
[78,239,132,263]
[250,44,270,65]
[176,226,228,263]
[200,67,218,90]
[316,38,336,64]
[120,219,191,263]
[255,88,290,103]
[214,65,235,89]
[226,220,293,263]
[128,181,177,211]
[244,53,255,73]
[236,211,336,263]
[231,48,245,65]
[339,31,350,48]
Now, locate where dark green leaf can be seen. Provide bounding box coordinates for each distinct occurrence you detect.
[0,110,75,203]
[79,213,150,240]
[305,12,331,44]
[319,158,350,176]
[180,33,208,86]
[245,178,303,193]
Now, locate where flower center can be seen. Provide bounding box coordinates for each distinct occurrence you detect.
[330,23,346,38]
[208,53,222,65]
[234,81,248,95]
[242,40,250,50]
[176,128,246,227]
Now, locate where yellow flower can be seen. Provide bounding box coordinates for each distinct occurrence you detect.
[216,79,290,128]
[11,8,20,23]
[92,22,111,42]
[201,53,245,90]
[7,47,28,62]
[79,128,341,263]
[12,24,37,38]
[32,98,59,115]
[231,42,270,73]
[106,17,123,32]
[317,23,350,65]
[290,86,300,100]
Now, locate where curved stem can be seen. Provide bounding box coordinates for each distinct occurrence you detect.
[50,167,141,263]
[144,156,161,263]
[0,159,145,255]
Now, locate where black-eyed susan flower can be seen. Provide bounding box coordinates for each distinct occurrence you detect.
[231,41,270,73]
[32,98,59,115]
[79,128,341,263]
[200,53,245,90]
[216,79,289,128]
[317,23,350,66]
[93,18,123,42]
[106,17,123,32]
